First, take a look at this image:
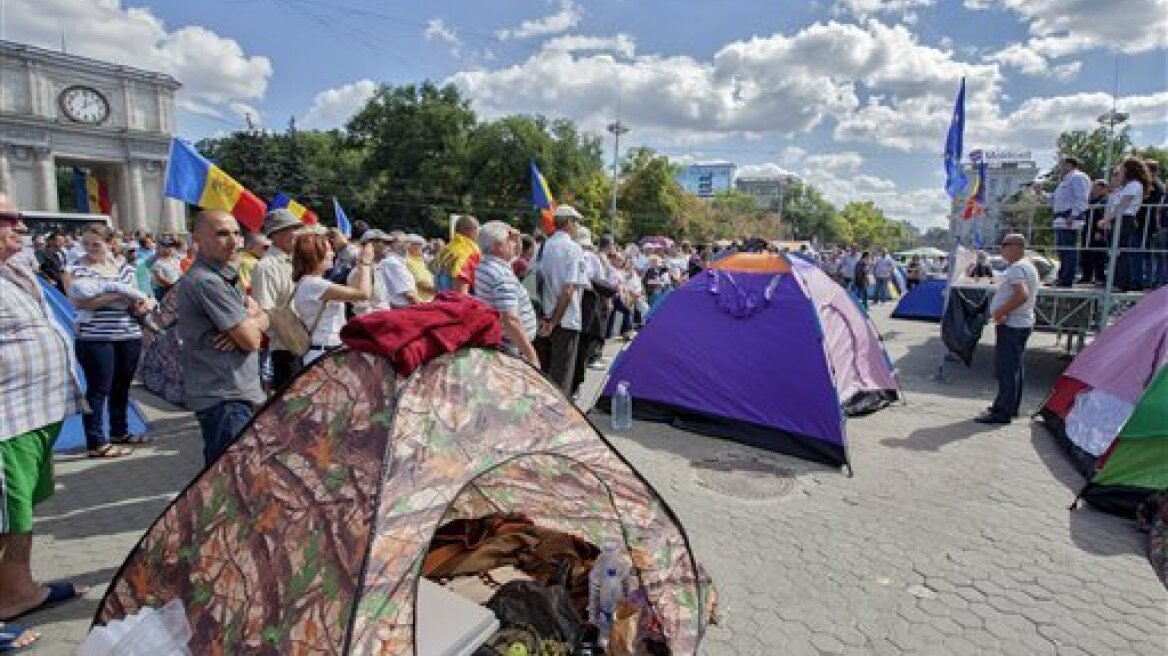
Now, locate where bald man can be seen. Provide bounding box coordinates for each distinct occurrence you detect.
[176,211,269,463]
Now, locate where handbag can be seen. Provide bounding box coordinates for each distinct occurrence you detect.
[266,282,326,357]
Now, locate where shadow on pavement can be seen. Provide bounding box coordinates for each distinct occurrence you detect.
[878,417,987,452]
[43,419,201,541]
[1027,422,1088,495]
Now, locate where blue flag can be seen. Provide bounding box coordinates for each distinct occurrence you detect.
[943,78,967,199]
[332,197,352,238]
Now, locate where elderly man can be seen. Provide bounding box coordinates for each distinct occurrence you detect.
[350,229,391,315]
[0,195,87,641]
[475,221,539,367]
[236,231,270,293]
[976,233,1040,425]
[435,215,481,293]
[250,209,301,390]
[378,231,420,308]
[536,206,589,395]
[404,234,436,302]
[1050,156,1091,287]
[177,210,270,463]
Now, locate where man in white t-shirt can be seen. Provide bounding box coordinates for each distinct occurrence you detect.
[976,233,1039,425]
[377,231,420,308]
[535,206,589,395]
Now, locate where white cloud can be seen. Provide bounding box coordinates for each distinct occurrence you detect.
[496,0,582,41]
[833,0,934,24]
[542,34,636,58]
[971,0,1167,77]
[1051,62,1082,82]
[228,102,261,125]
[424,18,461,54]
[7,0,272,114]
[803,152,865,172]
[451,20,1004,148]
[737,163,801,179]
[303,79,378,129]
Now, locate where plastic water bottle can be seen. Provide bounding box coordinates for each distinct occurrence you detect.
[611,381,633,431]
[588,540,628,645]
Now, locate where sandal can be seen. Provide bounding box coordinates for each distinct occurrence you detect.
[0,623,39,653]
[0,582,87,623]
[110,434,150,446]
[88,444,132,459]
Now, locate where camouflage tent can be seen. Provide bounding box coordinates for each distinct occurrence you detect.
[95,348,711,654]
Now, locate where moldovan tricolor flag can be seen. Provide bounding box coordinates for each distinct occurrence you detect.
[163,139,267,232]
[530,160,557,235]
[72,167,111,214]
[269,192,320,225]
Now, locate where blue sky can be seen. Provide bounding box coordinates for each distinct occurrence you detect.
[8,0,1167,228]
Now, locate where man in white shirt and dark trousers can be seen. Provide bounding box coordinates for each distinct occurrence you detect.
[535,206,588,396]
[1050,156,1091,287]
[976,234,1040,425]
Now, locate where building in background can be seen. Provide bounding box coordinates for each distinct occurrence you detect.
[0,40,184,233]
[735,173,801,211]
[675,161,736,198]
[961,149,1039,240]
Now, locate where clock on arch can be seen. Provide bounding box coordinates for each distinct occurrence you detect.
[59,85,110,124]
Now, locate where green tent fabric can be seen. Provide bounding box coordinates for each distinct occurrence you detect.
[1082,366,1168,516]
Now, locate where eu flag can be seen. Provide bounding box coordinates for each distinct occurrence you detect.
[943,78,967,199]
[332,197,352,238]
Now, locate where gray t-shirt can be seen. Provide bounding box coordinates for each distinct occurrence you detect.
[176,257,265,412]
[990,259,1039,329]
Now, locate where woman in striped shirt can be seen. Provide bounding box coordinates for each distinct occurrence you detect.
[68,226,154,458]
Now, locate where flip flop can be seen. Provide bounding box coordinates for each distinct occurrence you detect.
[110,434,151,446]
[0,623,40,653]
[0,582,85,622]
[88,444,131,458]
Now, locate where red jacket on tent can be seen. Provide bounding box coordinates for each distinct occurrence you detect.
[340,292,502,376]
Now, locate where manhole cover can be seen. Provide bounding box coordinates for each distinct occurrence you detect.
[694,454,797,499]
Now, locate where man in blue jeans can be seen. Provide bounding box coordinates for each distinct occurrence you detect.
[176,211,269,464]
[976,234,1039,425]
[1049,156,1091,288]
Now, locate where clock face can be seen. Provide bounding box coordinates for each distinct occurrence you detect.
[59,86,110,124]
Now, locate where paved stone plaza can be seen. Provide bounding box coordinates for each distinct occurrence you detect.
[25,305,1168,654]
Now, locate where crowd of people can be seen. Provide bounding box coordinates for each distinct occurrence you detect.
[0,152,1163,648]
[1049,155,1166,291]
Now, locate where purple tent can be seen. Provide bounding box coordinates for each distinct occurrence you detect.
[599,253,898,467]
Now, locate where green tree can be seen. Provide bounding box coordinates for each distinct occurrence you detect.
[617,147,684,240]
[347,82,477,232]
[779,181,840,242]
[1130,145,1168,176]
[1054,126,1133,179]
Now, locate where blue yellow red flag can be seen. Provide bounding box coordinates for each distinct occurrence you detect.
[530,160,557,234]
[72,167,111,214]
[269,192,320,225]
[164,139,266,232]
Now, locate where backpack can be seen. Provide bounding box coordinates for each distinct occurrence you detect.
[266,282,327,357]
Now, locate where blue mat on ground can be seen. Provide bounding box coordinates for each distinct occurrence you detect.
[38,279,149,451]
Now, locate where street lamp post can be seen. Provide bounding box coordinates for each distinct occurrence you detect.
[607,120,629,238]
[1096,108,1128,327]
[1097,109,1129,179]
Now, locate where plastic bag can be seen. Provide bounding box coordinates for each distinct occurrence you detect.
[941,287,990,367]
[78,599,191,656]
[486,580,581,644]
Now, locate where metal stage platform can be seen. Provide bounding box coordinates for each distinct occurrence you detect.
[950,283,1148,352]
